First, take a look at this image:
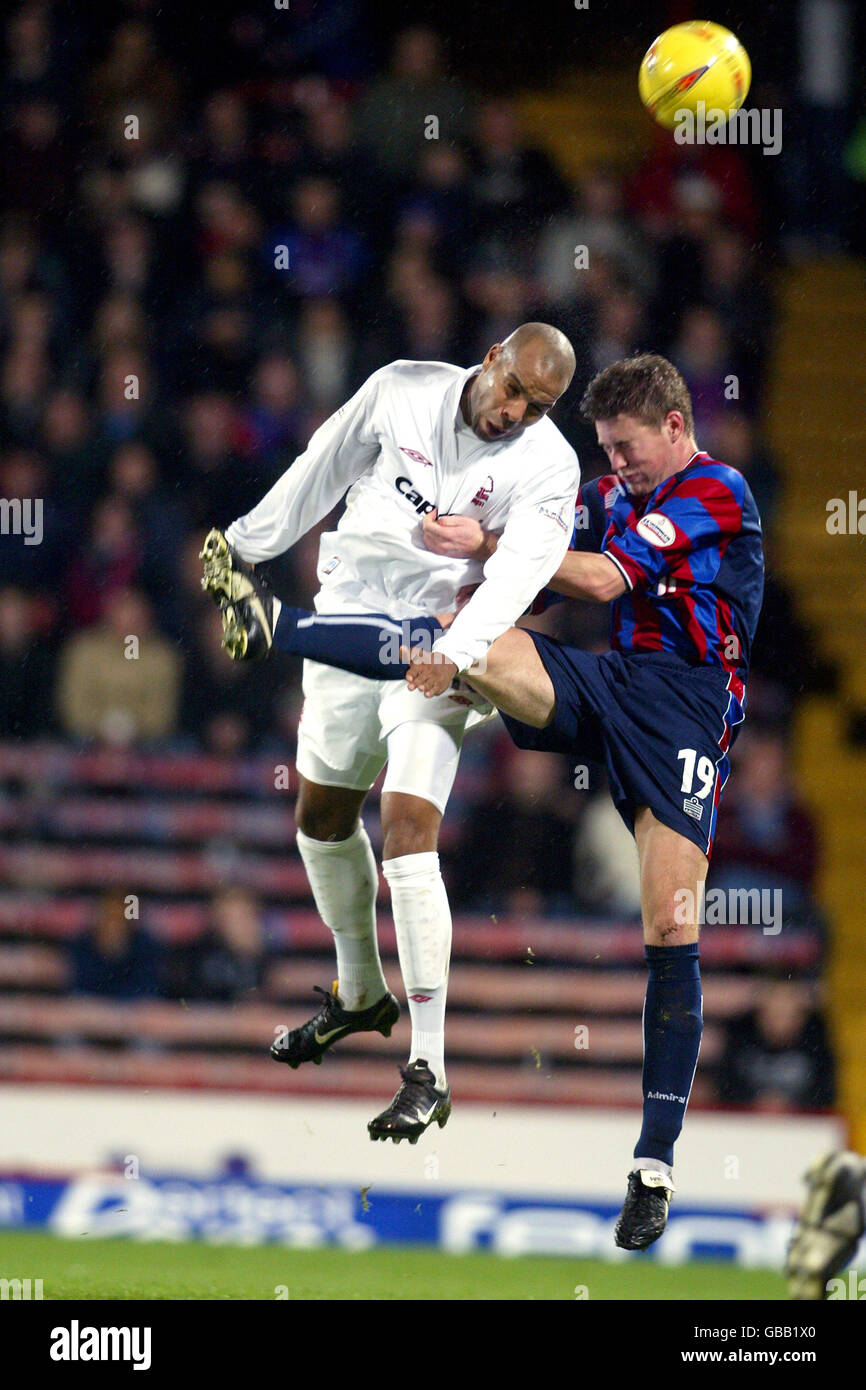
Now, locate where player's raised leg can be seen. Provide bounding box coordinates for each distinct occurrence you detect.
[270,776,399,1069]
[453,627,558,727]
[614,808,707,1250]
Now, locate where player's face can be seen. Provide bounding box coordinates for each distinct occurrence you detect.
[465,344,564,443]
[595,413,683,497]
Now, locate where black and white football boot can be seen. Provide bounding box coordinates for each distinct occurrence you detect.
[786,1150,866,1299]
[270,982,400,1069]
[368,1059,451,1145]
[200,526,275,660]
[614,1169,675,1250]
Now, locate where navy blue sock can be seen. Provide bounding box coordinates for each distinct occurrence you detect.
[634,942,703,1168]
[272,606,443,681]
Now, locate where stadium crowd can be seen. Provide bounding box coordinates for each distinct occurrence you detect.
[0,4,838,1109]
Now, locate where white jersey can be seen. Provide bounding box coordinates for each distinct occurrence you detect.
[225,359,580,672]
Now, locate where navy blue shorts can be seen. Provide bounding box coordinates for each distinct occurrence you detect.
[500,638,746,857]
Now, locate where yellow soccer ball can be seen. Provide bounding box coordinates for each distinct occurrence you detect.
[638,20,751,130]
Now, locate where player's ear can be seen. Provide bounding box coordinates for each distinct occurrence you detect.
[665,410,684,441]
[484,343,502,369]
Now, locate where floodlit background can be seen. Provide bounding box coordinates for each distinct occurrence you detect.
[0,0,864,1293]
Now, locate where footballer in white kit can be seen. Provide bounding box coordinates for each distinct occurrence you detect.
[201,323,579,1141]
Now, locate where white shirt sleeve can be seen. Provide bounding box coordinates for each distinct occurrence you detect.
[224,372,382,562]
[431,461,579,673]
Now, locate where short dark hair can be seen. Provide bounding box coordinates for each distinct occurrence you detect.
[580,353,694,437]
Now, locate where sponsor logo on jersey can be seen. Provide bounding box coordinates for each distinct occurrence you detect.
[395,475,436,515]
[683,795,704,820]
[399,446,434,467]
[636,512,677,548]
[322,556,341,574]
[471,475,494,507]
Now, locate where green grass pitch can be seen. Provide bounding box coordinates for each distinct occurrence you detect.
[0,1231,787,1300]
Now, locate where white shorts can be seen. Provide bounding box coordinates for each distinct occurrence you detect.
[296,659,496,814]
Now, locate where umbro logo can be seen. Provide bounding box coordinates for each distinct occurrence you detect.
[399,446,433,467]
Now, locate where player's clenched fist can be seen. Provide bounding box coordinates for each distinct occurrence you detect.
[400,645,459,698]
[422,509,493,560]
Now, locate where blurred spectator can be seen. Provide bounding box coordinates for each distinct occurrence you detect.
[0,585,54,737]
[396,142,475,279]
[0,447,68,593]
[587,288,646,374]
[536,167,656,307]
[716,978,835,1110]
[70,889,164,999]
[448,747,578,915]
[174,888,268,1003]
[189,89,256,191]
[40,388,97,513]
[237,351,304,472]
[703,411,780,532]
[3,4,63,108]
[698,229,774,391]
[750,552,837,704]
[180,605,290,752]
[297,95,385,244]
[356,26,472,183]
[178,391,255,527]
[627,135,760,242]
[710,727,820,919]
[107,442,186,636]
[2,339,50,443]
[1,99,72,228]
[56,587,182,745]
[266,174,367,301]
[87,19,179,141]
[65,494,142,628]
[293,297,357,411]
[573,786,642,918]
[671,306,744,437]
[469,98,568,257]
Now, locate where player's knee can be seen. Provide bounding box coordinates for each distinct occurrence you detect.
[381,799,440,859]
[296,800,359,842]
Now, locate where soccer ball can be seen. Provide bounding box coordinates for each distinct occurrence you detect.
[638,21,751,130]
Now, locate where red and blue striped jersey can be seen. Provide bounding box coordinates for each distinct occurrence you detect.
[571,453,764,682]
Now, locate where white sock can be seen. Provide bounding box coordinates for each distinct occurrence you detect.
[382,851,451,1090]
[296,823,388,1010]
[632,1157,674,1183]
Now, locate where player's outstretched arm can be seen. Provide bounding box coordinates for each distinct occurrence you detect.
[425,518,625,603]
[547,550,627,602]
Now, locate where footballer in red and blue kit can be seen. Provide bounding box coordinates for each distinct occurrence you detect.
[504,451,764,858]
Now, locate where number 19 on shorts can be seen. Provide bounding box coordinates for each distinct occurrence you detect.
[677,747,716,824]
